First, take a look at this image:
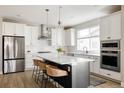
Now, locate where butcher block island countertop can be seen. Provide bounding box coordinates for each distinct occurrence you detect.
[33,53,94,88]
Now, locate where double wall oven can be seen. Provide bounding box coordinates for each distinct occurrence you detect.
[101,40,120,72]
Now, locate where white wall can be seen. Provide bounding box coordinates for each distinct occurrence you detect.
[0,18,3,74]
[121,6,124,87]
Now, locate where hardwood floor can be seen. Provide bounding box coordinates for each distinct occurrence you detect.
[0,71,121,88]
[0,71,39,88]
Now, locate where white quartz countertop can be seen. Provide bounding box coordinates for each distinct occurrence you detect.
[66,51,100,57]
[33,53,94,65]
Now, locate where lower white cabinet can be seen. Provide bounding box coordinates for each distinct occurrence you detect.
[74,54,100,74]
[25,52,33,70]
[100,69,121,81]
[74,53,121,81]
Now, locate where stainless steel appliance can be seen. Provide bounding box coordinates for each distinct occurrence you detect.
[101,40,120,50]
[101,40,120,72]
[3,36,25,74]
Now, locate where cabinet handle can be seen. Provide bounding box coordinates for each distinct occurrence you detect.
[107,73,111,76]
[107,37,111,39]
[27,50,31,53]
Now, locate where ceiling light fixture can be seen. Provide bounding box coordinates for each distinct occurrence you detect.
[45,9,49,31]
[58,6,62,27]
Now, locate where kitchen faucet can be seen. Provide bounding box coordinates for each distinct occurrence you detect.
[83,47,88,53]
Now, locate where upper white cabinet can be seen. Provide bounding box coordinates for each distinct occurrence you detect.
[65,28,75,46]
[2,22,25,36]
[100,12,121,40]
[15,23,25,36]
[51,28,65,46]
[3,22,15,35]
[51,28,75,46]
[25,26,32,46]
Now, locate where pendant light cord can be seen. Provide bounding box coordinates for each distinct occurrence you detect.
[58,6,62,26]
[45,9,49,30]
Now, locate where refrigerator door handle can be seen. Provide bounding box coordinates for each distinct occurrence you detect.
[15,39,18,58]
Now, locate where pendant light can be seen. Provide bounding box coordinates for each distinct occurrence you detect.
[58,6,62,28]
[45,9,49,31]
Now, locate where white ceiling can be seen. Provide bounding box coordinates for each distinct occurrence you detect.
[0,5,120,27]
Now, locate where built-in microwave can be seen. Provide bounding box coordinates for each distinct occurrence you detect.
[101,40,120,50]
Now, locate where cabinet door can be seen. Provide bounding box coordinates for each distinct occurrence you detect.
[100,69,121,81]
[57,28,65,46]
[3,22,16,35]
[15,24,25,36]
[51,28,57,46]
[25,52,33,70]
[65,29,75,46]
[100,17,110,40]
[31,26,39,46]
[93,57,100,74]
[90,61,94,73]
[110,13,121,40]
[25,26,32,46]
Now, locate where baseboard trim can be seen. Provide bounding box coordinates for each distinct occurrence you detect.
[121,82,124,87]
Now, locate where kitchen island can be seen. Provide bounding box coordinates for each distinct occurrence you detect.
[33,53,94,88]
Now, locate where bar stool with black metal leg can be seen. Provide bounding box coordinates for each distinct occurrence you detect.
[46,65,68,88]
[32,59,39,82]
[37,60,48,87]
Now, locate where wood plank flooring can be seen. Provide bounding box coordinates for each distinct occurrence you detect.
[0,70,121,88]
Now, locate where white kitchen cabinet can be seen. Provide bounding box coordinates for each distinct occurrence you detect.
[100,17,110,40]
[100,12,121,40]
[109,13,121,40]
[25,26,32,46]
[93,57,100,74]
[2,22,25,36]
[65,28,75,46]
[15,23,25,36]
[2,22,16,35]
[31,26,39,46]
[24,25,40,70]
[51,28,65,46]
[25,51,33,70]
[100,69,121,81]
[74,54,100,74]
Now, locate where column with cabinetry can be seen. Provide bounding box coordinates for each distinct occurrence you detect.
[25,25,40,70]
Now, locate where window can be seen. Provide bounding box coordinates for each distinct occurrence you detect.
[77,25,100,51]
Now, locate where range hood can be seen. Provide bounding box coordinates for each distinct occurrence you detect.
[38,24,51,39]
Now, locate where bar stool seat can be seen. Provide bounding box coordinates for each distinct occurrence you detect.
[46,65,68,87]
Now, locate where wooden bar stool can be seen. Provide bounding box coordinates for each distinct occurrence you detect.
[32,59,39,82]
[37,60,48,87]
[46,65,68,88]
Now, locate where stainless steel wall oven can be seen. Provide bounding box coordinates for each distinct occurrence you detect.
[101,40,120,72]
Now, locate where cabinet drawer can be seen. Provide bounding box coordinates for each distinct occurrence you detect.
[100,69,121,81]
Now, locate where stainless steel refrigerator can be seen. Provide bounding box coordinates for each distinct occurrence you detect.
[3,36,25,74]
